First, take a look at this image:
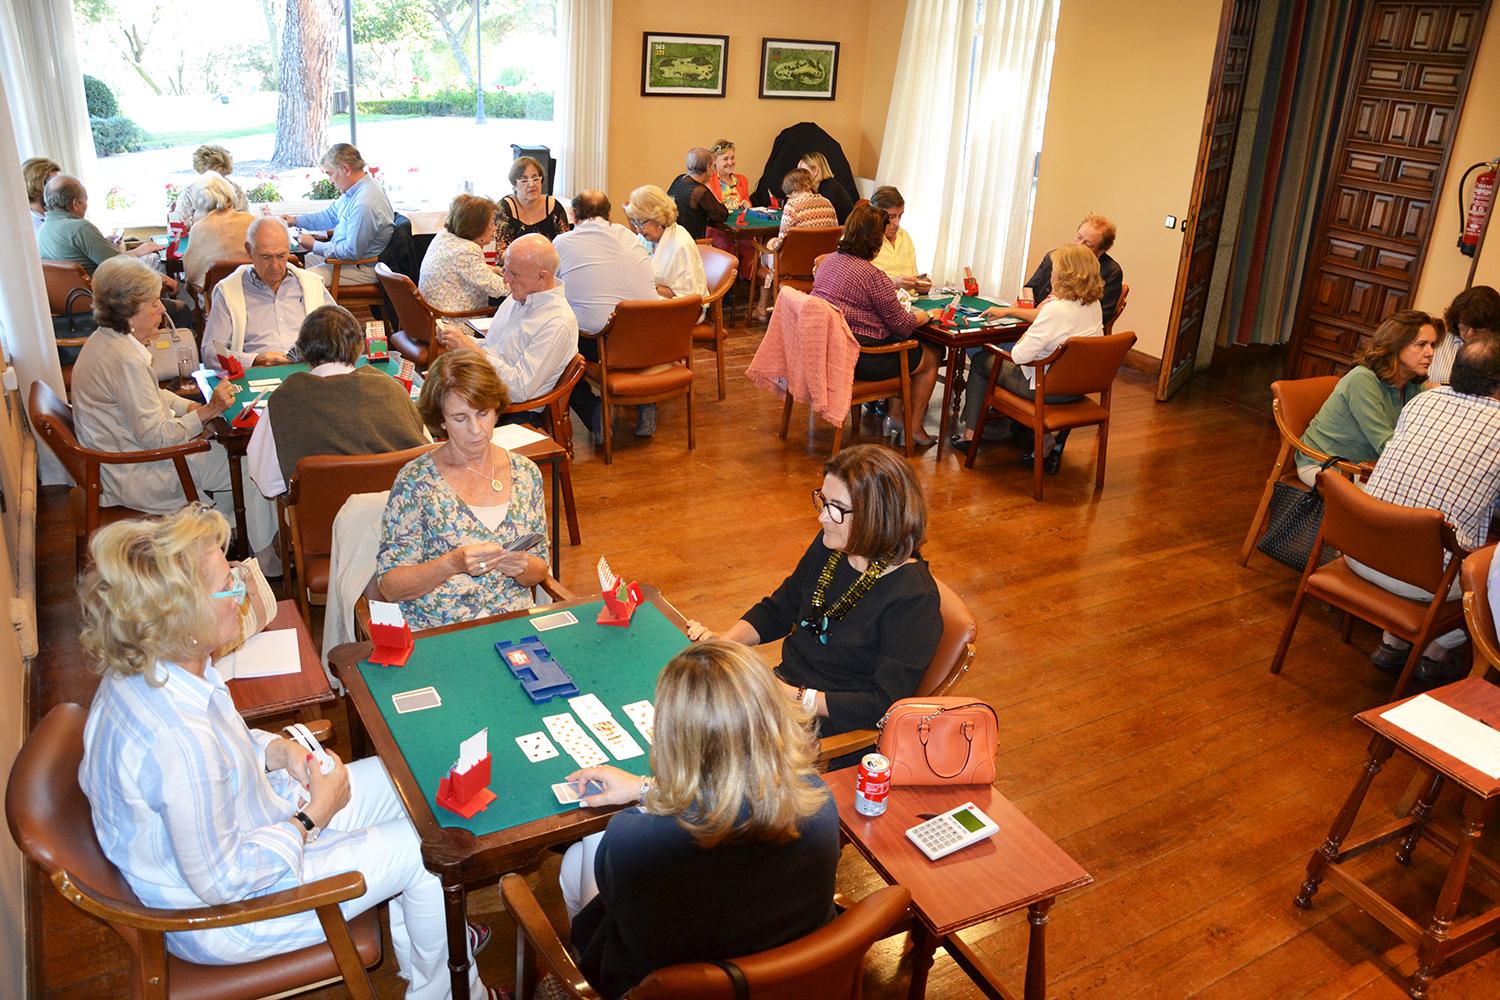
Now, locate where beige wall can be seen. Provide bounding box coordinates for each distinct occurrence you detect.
[607,1,899,213]
[1413,10,1500,316]
[1027,0,1225,362]
[857,0,907,181]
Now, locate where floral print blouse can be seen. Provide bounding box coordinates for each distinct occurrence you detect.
[377,449,548,631]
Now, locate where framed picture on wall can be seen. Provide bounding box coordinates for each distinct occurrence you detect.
[641,32,729,97]
[759,38,840,100]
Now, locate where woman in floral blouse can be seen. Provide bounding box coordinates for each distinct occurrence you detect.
[377,351,549,630]
[418,193,508,313]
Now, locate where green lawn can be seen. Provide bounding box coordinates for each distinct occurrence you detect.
[146,113,412,149]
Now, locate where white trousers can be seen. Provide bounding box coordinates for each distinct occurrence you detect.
[1346,556,1467,650]
[559,832,604,922]
[271,757,487,999]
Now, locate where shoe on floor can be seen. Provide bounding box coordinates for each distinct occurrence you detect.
[588,404,603,445]
[1019,446,1063,474]
[1413,655,1466,686]
[468,921,491,956]
[1369,641,1411,674]
[950,433,974,451]
[635,404,657,437]
[486,987,514,1000]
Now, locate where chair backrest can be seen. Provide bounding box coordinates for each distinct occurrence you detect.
[7,703,152,962]
[1462,544,1499,668]
[697,245,738,306]
[1270,376,1340,442]
[601,296,703,370]
[918,578,978,697]
[1105,281,1130,335]
[1040,331,1138,398]
[41,260,92,317]
[375,262,439,350]
[202,258,251,317]
[290,443,437,560]
[1317,470,1454,595]
[28,380,90,487]
[507,353,585,454]
[630,885,911,1000]
[778,228,843,279]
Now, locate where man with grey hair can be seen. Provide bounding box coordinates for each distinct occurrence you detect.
[202,216,327,369]
[438,233,578,417]
[667,147,728,240]
[282,142,393,287]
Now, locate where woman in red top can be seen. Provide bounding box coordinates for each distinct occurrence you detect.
[811,205,941,446]
[706,139,757,300]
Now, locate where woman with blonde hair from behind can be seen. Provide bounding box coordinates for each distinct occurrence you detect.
[558,640,840,998]
[76,505,495,999]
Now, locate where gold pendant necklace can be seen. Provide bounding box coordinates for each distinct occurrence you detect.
[457,446,503,492]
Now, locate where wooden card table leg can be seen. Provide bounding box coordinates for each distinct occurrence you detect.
[559,459,581,546]
[1025,898,1053,1000]
[906,921,940,1000]
[1395,770,1444,866]
[1296,735,1396,908]
[224,444,251,560]
[445,879,471,1000]
[1411,795,1497,998]
[548,460,561,577]
[935,346,960,457]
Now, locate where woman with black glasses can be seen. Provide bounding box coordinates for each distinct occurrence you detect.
[685,444,941,735]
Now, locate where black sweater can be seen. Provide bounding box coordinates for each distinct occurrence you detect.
[742,535,942,734]
[572,786,840,998]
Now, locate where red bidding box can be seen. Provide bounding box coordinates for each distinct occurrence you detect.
[597,580,643,627]
[368,620,414,667]
[436,755,495,818]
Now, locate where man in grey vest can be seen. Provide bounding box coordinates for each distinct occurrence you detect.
[202,217,326,369]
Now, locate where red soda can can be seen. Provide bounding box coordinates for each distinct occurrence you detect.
[855,753,891,816]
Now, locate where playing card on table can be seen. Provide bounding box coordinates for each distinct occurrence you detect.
[567,693,611,724]
[542,713,608,768]
[515,731,558,763]
[531,610,578,632]
[622,700,655,744]
[586,716,645,760]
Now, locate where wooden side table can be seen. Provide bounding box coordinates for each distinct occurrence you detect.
[826,767,1092,999]
[1295,678,1500,998]
[226,599,335,722]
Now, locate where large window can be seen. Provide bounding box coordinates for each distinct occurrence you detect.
[75,0,558,230]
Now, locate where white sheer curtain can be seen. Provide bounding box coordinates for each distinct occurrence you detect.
[555,0,611,197]
[878,0,1057,293]
[0,0,97,184]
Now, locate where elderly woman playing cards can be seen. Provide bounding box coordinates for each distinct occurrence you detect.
[77,506,496,999]
[685,444,942,737]
[377,350,549,630]
[558,640,840,998]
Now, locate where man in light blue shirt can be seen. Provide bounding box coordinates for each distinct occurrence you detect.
[283,143,393,288]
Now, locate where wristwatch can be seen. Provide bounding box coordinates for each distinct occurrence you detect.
[293,810,320,843]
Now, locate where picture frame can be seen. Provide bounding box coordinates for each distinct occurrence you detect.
[641,32,729,98]
[759,38,840,100]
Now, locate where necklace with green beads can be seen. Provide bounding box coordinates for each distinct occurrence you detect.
[798,552,888,644]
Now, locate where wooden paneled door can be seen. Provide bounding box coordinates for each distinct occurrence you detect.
[1156,0,1260,401]
[1286,1,1490,378]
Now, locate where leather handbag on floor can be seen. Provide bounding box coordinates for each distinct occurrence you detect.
[876,697,999,786]
[1257,456,1345,572]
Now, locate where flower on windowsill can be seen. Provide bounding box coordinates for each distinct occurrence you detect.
[105,185,133,211]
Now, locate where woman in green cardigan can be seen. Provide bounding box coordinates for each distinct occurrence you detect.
[1296,310,1440,485]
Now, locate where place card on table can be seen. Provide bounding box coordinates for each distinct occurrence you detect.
[1379,694,1500,779]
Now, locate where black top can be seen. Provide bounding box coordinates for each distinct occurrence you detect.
[666,173,729,240]
[1024,250,1124,326]
[572,784,840,999]
[749,122,860,211]
[818,178,855,224]
[742,535,942,734]
[498,195,571,243]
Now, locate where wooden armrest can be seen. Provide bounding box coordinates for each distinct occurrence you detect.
[54,868,366,933]
[324,256,381,267]
[818,729,879,764]
[433,305,495,320]
[56,337,91,349]
[751,240,775,255]
[538,576,577,603]
[859,338,918,356]
[500,874,602,1000]
[981,342,1017,362]
[85,438,213,466]
[1291,442,1367,481]
[301,719,334,743]
[505,358,583,414]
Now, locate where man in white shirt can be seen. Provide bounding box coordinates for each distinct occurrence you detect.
[438,233,578,417]
[202,217,326,369]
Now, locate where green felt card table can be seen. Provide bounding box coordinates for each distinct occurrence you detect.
[911,296,1031,457]
[329,586,691,999]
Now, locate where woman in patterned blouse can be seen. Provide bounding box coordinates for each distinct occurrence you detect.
[418,194,508,313]
[377,351,549,630]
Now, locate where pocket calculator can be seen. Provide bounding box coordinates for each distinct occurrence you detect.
[905,802,1000,861]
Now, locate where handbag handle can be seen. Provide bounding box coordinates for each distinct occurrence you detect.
[917,717,975,779]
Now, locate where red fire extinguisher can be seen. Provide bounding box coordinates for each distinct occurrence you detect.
[1458,158,1499,258]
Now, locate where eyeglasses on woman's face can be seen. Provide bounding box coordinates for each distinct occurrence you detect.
[210,577,247,602]
[811,489,853,524]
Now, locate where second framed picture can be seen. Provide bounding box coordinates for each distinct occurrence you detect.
[759,38,840,100]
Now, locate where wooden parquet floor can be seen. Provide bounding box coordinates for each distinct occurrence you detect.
[24,322,1500,999]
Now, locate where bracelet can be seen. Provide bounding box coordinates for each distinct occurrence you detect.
[801,687,819,714]
[638,776,654,803]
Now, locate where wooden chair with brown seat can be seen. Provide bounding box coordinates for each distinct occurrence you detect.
[324,255,384,317]
[28,380,211,574]
[285,443,438,626]
[964,331,1139,500]
[6,704,381,1000]
[500,874,911,1000]
[583,295,702,465]
[195,257,252,330]
[749,226,842,303]
[503,353,586,547]
[1104,282,1130,335]
[819,577,979,766]
[1269,470,1468,699]
[42,260,96,386]
[1238,376,1367,566]
[374,262,493,370]
[694,245,738,400]
[1462,544,1499,679]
